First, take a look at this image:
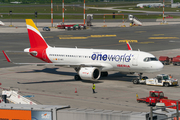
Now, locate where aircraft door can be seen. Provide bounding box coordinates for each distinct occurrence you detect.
[132,54,139,66]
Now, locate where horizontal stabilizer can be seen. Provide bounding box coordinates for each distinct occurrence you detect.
[2,50,11,62]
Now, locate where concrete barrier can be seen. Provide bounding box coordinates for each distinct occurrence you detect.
[57,108,147,120]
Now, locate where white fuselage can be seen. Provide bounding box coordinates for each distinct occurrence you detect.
[45,47,163,73]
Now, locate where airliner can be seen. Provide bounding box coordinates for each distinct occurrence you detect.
[2,19,163,81]
[0,21,5,26]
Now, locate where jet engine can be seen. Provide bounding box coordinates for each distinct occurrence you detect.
[79,67,101,80]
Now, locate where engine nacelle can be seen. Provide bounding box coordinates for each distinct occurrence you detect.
[79,67,101,80]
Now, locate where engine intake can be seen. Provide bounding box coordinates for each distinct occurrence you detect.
[79,67,101,80]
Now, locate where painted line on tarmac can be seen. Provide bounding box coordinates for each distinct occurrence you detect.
[135,31,146,33]
[119,40,154,44]
[59,35,117,39]
[44,36,54,38]
[139,42,154,44]
[149,37,179,39]
[90,35,116,37]
[152,34,164,36]
[119,40,138,43]
[169,40,180,43]
[59,37,88,39]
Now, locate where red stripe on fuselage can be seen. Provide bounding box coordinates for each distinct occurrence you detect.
[29,48,52,63]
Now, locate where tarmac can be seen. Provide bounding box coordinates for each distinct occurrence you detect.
[1,19,180,112]
[1,18,180,33]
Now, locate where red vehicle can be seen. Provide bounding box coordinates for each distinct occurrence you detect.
[57,23,86,30]
[136,90,168,106]
[172,55,180,65]
[159,56,170,65]
[160,99,180,110]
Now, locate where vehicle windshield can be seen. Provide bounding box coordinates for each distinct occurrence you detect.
[150,92,158,97]
[144,57,158,62]
[163,75,169,80]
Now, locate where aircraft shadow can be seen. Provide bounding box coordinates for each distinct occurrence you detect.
[100,72,138,82]
[17,68,138,84]
[17,68,76,76]
[17,79,77,84]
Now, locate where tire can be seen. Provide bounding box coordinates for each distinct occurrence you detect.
[74,75,81,80]
[133,79,139,84]
[164,83,169,87]
[137,100,140,103]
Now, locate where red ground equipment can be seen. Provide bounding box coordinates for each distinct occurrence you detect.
[136,90,168,106]
[159,56,170,65]
[57,23,86,30]
[172,55,180,66]
[160,99,180,110]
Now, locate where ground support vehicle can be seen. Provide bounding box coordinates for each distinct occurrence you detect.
[160,99,180,110]
[159,56,170,65]
[136,90,168,106]
[172,55,180,65]
[132,76,148,84]
[57,23,86,30]
[43,27,50,31]
[145,74,178,87]
[133,74,178,87]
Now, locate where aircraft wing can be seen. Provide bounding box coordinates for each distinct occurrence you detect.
[2,50,104,67]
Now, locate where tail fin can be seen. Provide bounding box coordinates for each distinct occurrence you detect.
[26,19,49,48]
[126,41,132,50]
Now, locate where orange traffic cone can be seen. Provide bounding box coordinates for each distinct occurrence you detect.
[75,88,77,93]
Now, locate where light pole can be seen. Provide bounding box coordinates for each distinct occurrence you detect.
[163,0,165,23]
[51,0,53,27]
[83,0,85,25]
[9,10,12,26]
[35,11,37,26]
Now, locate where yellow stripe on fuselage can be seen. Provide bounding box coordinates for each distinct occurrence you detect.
[25,19,39,32]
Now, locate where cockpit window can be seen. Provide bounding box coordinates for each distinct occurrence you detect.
[144,57,158,62]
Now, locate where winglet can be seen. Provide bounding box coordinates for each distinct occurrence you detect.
[2,50,11,62]
[126,41,132,50]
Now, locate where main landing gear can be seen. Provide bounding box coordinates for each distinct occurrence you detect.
[133,73,143,84]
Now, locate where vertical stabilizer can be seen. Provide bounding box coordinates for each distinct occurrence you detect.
[126,41,132,50]
[26,19,49,48]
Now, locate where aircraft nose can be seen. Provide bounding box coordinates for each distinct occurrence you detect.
[155,62,164,71]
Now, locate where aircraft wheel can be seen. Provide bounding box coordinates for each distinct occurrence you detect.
[133,79,139,84]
